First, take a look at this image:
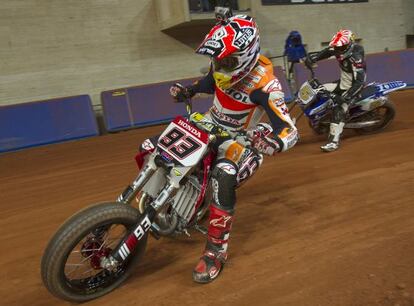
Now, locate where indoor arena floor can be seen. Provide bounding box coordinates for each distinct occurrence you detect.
[1,90,413,306]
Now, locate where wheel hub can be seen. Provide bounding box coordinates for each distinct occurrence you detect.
[90,248,112,269]
[81,237,112,269]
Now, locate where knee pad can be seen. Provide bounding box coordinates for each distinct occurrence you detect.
[236,149,263,184]
[333,104,346,123]
[211,163,237,212]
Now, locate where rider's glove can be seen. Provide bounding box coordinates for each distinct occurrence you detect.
[305,53,318,68]
[247,123,280,156]
[169,83,194,103]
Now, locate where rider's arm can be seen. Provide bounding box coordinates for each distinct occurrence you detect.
[187,67,215,96]
[343,45,366,100]
[249,79,298,153]
[170,67,215,101]
[311,47,335,62]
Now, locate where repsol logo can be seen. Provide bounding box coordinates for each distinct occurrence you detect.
[178,119,201,138]
[225,88,250,103]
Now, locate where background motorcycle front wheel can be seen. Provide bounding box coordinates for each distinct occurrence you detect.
[41,202,148,303]
[308,120,329,135]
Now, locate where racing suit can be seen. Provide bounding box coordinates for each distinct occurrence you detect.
[309,44,366,151]
[140,55,298,282]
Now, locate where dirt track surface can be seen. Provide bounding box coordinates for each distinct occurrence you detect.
[1,90,413,306]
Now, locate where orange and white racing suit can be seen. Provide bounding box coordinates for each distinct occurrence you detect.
[180,55,299,210]
[141,55,298,210]
[139,55,298,263]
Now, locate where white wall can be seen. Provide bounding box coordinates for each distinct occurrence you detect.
[251,0,410,66]
[0,0,207,107]
[402,0,414,36]
[0,0,412,107]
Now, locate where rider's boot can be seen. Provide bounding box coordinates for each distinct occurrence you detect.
[193,204,234,284]
[321,122,344,152]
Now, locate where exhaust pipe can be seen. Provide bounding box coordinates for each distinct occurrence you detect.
[344,120,381,129]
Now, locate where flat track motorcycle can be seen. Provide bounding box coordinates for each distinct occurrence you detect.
[291,62,406,135]
[41,101,252,302]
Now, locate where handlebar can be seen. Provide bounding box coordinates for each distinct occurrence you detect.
[306,62,315,79]
[304,57,316,79]
[184,98,193,117]
[304,51,324,79]
[181,95,251,146]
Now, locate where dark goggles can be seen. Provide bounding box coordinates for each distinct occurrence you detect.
[333,44,349,54]
[213,56,239,72]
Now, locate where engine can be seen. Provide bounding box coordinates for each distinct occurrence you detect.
[139,168,203,235]
[171,175,201,230]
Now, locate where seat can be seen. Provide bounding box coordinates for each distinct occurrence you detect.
[358,85,378,100]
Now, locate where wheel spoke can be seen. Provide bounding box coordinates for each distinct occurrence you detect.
[71,248,100,253]
[81,267,96,276]
[66,263,85,266]
[61,221,135,292]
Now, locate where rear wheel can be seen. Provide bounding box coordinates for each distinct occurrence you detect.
[355,101,396,134]
[41,203,148,302]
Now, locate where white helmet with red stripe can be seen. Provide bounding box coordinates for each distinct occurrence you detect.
[196,15,260,90]
[329,29,356,60]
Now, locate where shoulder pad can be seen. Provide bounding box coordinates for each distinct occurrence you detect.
[258,55,272,66]
[350,45,365,68]
[253,55,274,80]
[351,45,365,60]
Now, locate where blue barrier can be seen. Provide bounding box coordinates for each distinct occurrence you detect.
[0,95,98,153]
[101,78,212,132]
[294,48,414,89]
[102,65,291,132]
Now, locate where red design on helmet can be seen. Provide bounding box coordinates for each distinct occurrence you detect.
[196,15,260,88]
[329,29,356,60]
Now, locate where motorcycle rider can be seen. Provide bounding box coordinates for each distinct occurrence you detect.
[306,29,366,152]
[140,15,298,283]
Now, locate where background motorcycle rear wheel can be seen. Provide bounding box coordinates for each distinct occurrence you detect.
[41,202,148,303]
[355,101,396,135]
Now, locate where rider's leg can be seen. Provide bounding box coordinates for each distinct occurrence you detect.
[321,100,348,152]
[321,84,346,152]
[193,142,263,283]
[192,162,236,283]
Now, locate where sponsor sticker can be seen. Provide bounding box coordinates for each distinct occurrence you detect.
[204,40,221,49]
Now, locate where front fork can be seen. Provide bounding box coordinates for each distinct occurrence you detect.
[101,154,182,269]
[116,160,156,205]
[101,182,179,269]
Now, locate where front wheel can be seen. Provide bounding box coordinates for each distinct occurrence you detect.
[355,101,396,135]
[41,203,148,303]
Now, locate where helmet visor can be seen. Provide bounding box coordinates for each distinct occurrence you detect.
[333,45,348,54]
[213,56,239,72]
